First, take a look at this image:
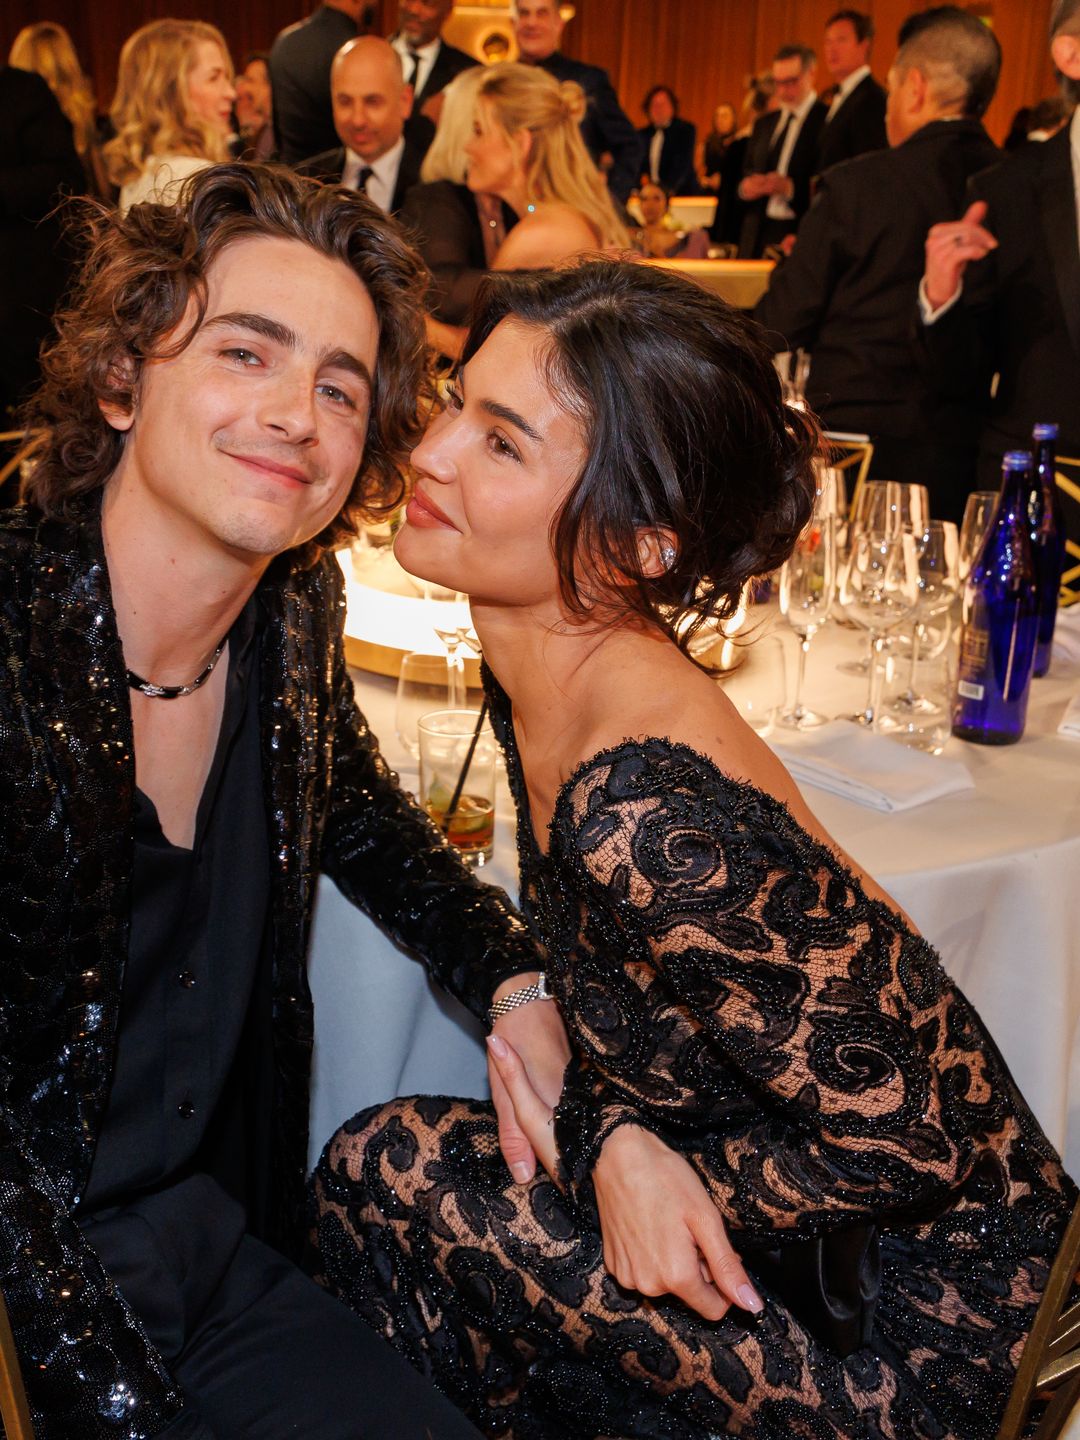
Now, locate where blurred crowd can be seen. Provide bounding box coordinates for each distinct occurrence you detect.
[3,0,1080,527]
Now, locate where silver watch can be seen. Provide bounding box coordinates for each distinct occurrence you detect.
[488,972,551,1026]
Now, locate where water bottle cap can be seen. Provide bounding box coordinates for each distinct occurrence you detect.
[1003,450,1032,469]
[1033,423,1059,440]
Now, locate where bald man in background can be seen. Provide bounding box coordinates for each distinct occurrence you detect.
[297,36,426,215]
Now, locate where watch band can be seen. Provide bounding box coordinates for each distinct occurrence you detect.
[488,972,551,1027]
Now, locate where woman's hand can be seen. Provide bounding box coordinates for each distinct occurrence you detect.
[593,1124,763,1322]
[488,980,570,1183]
[485,1036,763,1322]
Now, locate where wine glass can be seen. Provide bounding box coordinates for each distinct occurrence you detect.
[778,517,836,729]
[837,482,929,677]
[395,652,451,757]
[958,490,999,582]
[886,521,959,716]
[839,527,921,729]
[425,585,471,708]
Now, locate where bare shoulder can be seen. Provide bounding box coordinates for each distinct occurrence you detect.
[493,205,600,270]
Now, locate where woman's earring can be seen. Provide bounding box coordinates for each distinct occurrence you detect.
[660,543,677,570]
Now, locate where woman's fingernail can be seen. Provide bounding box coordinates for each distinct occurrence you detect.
[737,1284,764,1313]
[510,1162,530,1183]
[486,1034,509,1059]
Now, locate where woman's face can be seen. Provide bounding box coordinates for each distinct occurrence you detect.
[186,40,236,136]
[464,98,525,197]
[395,318,586,611]
[714,103,735,135]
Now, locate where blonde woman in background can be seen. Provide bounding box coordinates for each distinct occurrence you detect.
[468,61,628,268]
[105,19,235,213]
[421,61,629,359]
[399,66,512,328]
[9,22,110,200]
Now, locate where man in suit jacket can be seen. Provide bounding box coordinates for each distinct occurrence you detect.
[738,44,827,258]
[511,0,641,203]
[270,0,366,165]
[0,66,83,427]
[755,7,1002,523]
[389,0,474,125]
[920,0,1080,518]
[638,84,697,196]
[818,8,887,174]
[297,36,425,215]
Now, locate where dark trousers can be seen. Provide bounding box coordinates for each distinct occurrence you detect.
[80,1176,480,1440]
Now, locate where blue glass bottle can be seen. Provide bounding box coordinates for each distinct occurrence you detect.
[1029,422,1066,678]
[952,451,1038,745]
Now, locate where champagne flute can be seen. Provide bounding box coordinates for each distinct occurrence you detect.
[778,517,836,728]
[839,527,921,729]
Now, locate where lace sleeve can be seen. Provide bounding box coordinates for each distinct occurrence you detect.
[553,743,979,1233]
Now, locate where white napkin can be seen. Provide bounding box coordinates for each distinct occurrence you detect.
[1058,693,1080,739]
[769,721,975,812]
[1053,605,1080,665]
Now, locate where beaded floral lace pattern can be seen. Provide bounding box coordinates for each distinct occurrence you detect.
[313,685,1075,1440]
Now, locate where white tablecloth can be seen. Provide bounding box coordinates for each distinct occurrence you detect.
[308,613,1080,1175]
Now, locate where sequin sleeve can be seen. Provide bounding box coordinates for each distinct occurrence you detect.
[319,576,541,1019]
[0,1108,184,1438]
[551,742,978,1232]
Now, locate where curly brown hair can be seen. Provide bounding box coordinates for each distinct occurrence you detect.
[22,162,431,556]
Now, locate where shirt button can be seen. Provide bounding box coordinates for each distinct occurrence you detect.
[178,970,196,989]
[177,1100,196,1119]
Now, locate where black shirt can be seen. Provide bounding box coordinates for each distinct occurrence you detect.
[83,598,268,1209]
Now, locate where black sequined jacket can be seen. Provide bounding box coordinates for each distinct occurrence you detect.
[0,502,539,1438]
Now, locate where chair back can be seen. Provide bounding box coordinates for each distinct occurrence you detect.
[1055,455,1080,606]
[996,1195,1080,1440]
[0,1282,34,1439]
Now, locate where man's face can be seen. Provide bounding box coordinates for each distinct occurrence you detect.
[235,58,271,132]
[398,0,453,48]
[647,90,675,127]
[771,55,815,108]
[512,1,564,62]
[101,236,379,562]
[823,19,870,82]
[332,45,412,161]
[638,183,667,224]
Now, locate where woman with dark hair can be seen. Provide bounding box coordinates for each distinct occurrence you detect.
[311,261,1075,1440]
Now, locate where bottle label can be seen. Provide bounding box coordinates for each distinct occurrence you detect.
[957,679,985,700]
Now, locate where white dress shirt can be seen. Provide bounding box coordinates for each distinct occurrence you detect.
[827,65,871,123]
[767,90,819,221]
[390,33,440,98]
[341,135,405,213]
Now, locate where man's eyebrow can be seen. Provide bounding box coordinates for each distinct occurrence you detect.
[201,311,372,388]
[479,399,543,444]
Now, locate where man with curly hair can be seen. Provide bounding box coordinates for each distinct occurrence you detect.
[0,163,557,1439]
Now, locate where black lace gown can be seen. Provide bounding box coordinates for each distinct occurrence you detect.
[311,680,1075,1440]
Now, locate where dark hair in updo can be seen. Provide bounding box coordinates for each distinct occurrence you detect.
[460,260,819,655]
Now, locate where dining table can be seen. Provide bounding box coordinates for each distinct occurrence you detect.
[306,603,1080,1177]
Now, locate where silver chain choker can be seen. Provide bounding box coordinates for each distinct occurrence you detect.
[126,637,228,700]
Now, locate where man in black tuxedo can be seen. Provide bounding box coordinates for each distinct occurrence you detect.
[297,36,425,215]
[817,9,887,174]
[270,0,367,165]
[0,65,83,428]
[638,84,697,196]
[755,6,1002,523]
[388,0,474,126]
[510,0,641,203]
[920,0,1080,517]
[738,44,827,258]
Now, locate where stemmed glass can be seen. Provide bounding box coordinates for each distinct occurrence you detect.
[424,583,471,708]
[778,517,836,728]
[836,481,929,676]
[839,527,921,729]
[958,490,999,582]
[886,521,959,715]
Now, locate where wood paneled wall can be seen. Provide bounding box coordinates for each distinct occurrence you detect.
[0,0,1062,146]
